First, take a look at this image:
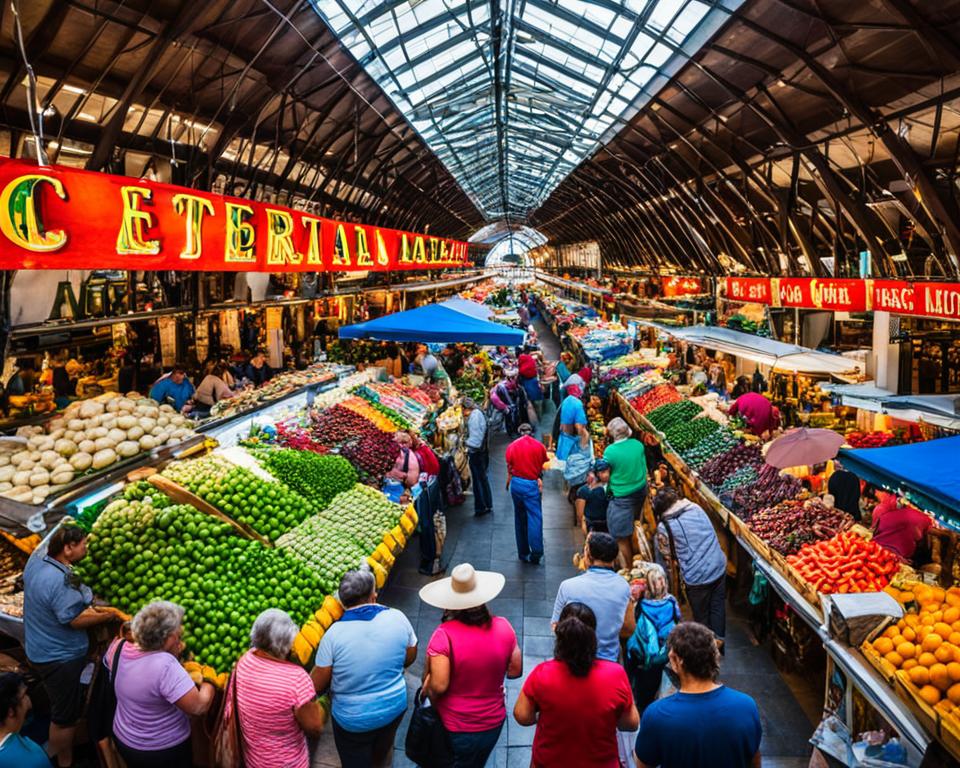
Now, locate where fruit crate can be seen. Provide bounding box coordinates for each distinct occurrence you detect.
[893,671,947,754]
[938,706,960,763]
[783,560,823,613]
[859,641,899,686]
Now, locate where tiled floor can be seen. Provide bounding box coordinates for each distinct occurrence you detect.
[312,317,819,767]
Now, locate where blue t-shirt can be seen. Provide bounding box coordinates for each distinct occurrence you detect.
[23,554,92,663]
[0,733,50,768]
[148,376,195,411]
[559,395,587,427]
[552,567,631,662]
[315,606,417,732]
[635,686,762,768]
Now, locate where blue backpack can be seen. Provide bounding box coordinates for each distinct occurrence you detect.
[626,598,676,672]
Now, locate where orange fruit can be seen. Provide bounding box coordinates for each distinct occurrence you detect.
[873,637,894,655]
[905,614,920,628]
[949,683,960,706]
[882,626,899,639]
[909,666,931,686]
[897,642,917,660]
[900,591,915,604]
[948,662,960,683]
[932,587,947,604]
[902,659,919,670]
[885,651,905,668]
[950,632,960,647]
[953,620,960,631]
[931,663,951,692]
[944,607,960,624]
[921,614,936,626]
[902,627,917,642]
[923,634,943,653]
[936,645,956,664]
[920,685,942,705]
[936,623,954,639]
[946,590,960,607]
[918,652,938,668]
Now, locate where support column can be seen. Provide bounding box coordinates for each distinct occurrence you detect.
[872,311,900,392]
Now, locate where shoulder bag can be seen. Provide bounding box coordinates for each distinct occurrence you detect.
[86,639,125,744]
[405,634,455,767]
[211,662,245,768]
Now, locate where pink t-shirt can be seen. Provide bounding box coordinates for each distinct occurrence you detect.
[729,392,775,436]
[234,650,316,768]
[107,640,195,750]
[426,617,517,732]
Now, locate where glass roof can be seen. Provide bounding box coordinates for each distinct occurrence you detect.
[312,0,742,221]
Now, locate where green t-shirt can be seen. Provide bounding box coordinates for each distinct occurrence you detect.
[603,438,648,498]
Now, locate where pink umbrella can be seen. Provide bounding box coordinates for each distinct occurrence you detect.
[764,427,845,469]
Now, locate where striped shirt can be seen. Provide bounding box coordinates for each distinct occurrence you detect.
[235,650,316,768]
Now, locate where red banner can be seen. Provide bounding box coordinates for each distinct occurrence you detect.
[870,280,960,320]
[661,276,703,297]
[0,159,469,272]
[773,278,866,312]
[724,277,771,304]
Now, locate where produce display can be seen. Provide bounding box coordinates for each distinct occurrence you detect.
[630,384,681,416]
[355,382,435,429]
[206,365,339,420]
[75,495,327,672]
[278,518,374,595]
[254,450,358,513]
[729,462,803,517]
[453,375,486,403]
[162,456,314,541]
[317,485,408,551]
[309,405,399,482]
[845,431,898,449]
[698,443,763,487]
[682,429,739,470]
[646,400,703,432]
[662,416,720,453]
[747,498,854,555]
[0,392,196,505]
[786,531,900,594]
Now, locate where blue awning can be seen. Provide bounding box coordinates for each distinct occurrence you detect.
[440,297,493,320]
[840,437,960,529]
[339,304,524,346]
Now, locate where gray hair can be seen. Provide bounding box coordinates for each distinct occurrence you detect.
[518,423,533,435]
[132,601,185,651]
[338,566,376,608]
[606,417,632,441]
[250,609,299,658]
[461,397,477,411]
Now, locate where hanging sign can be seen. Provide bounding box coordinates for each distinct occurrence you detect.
[0,158,469,272]
[869,280,960,321]
[661,276,703,297]
[772,278,867,312]
[724,277,772,304]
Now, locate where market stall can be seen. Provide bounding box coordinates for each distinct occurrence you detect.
[339,303,525,346]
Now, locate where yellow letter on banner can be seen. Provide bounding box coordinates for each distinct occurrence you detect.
[172,193,215,260]
[116,186,160,255]
[375,230,390,266]
[265,209,302,265]
[302,216,322,265]
[412,235,427,263]
[399,233,413,264]
[224,203,256,262]
[0,174,68,252]
[355,227,373,267]
[332,224,351,266]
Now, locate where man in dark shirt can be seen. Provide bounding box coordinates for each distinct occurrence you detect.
[576,460,611,533]
[242,350,274,387]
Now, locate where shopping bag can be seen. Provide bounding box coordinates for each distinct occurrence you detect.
[210,669,245,768]
[563,439,594,486]
[404,687,453,767]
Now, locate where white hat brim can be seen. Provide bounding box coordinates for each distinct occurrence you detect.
[418,571,506,611]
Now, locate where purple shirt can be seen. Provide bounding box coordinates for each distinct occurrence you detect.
[107,641,195,750]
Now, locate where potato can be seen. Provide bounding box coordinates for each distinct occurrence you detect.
[15,459,35,472]
[50,468,75,485]
[93,437,116,452]
[28,469,49,487]
[150,426,165,437]
[63,430,76,442]
[78,440,96,455]
[139,417,157,432]
[157,416,170,428]
[0,467,13,483]
[159,404,175,414]
[11,450,31,466]
[79,400,106,419]
[101,416,117,431]
[67,419,85,431]
[87,427,108,440]
[72,431,87,444]
[12,470,31,487]
[0,483,11,493]
[48,428,65,441]
[138,435,157,450]
[118,398,136,412]
[84,414,102,428]
[31,485,51,501]
[116,441,139,458]
[10,488,33,503]
[92,449,117,470]
[106,400,120,413]
[54,439,78,457]
[125,426,144,441]
[15,425,41,438]
[48,417,66,432]
[107,428,127,445]
[0,455,9,468]
[170,415,186,427]
[40,451,61,469]
[116,415,137,431]
[28,435,55,452]
[70,452,93,471]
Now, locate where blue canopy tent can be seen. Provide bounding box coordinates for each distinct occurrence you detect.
[839,436,960,530]
[338,304,524,346]
[440,296,494,320]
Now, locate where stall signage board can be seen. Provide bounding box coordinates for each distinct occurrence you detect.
[725,277,960,321]
[0,158,469,272]
[661,276,703,297]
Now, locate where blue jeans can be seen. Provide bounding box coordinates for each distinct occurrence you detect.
[511,476,543,561]
[468,449,493,514]
[449,721,504,768]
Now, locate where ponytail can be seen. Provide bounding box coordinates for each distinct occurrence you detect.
[554,602,597,677]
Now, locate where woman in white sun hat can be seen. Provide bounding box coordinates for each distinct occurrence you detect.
[418,564,523,768]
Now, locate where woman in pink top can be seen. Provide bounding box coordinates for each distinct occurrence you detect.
[419,564,523,768]
[105,601,215,768]
[233,609,325,768]
[387,432,421,488]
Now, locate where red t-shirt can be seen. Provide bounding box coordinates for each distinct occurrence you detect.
[518,354,538,379]
[523,659,633,768]
[873,505,932,560]
[415,444,441,478]
[505,435,548,480]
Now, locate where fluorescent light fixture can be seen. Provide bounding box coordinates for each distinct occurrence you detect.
[62,84,86,95]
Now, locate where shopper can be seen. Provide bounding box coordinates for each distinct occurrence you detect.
[149,364,195,412]
[731,375,751,400]
[556,384,589,461]
[506,423,549,564]
[551,532,634,663]
[555,351,575,386]
[462,398,493,517]
[410,430,440,480]
[387,431,421,489]
[872,496,933,563]
[652,487,727,642]
[827,466,861,522]
[515,602,638,768]
[602,417,649,568]
[418,564,522,768]
[0,672,48,767]
[234,609,324,768]
[634,622,762,768]
[242,350,274,387]
[727,391,777,437]
[193,362,235,412]
[417,346,439,381]
[490,372,523,437]
[107,601,215,767]
[576,460,611,534]
[626,564,681,714]
[517,352,543,422]
[313,567,417,768]
[23,523,120,768]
